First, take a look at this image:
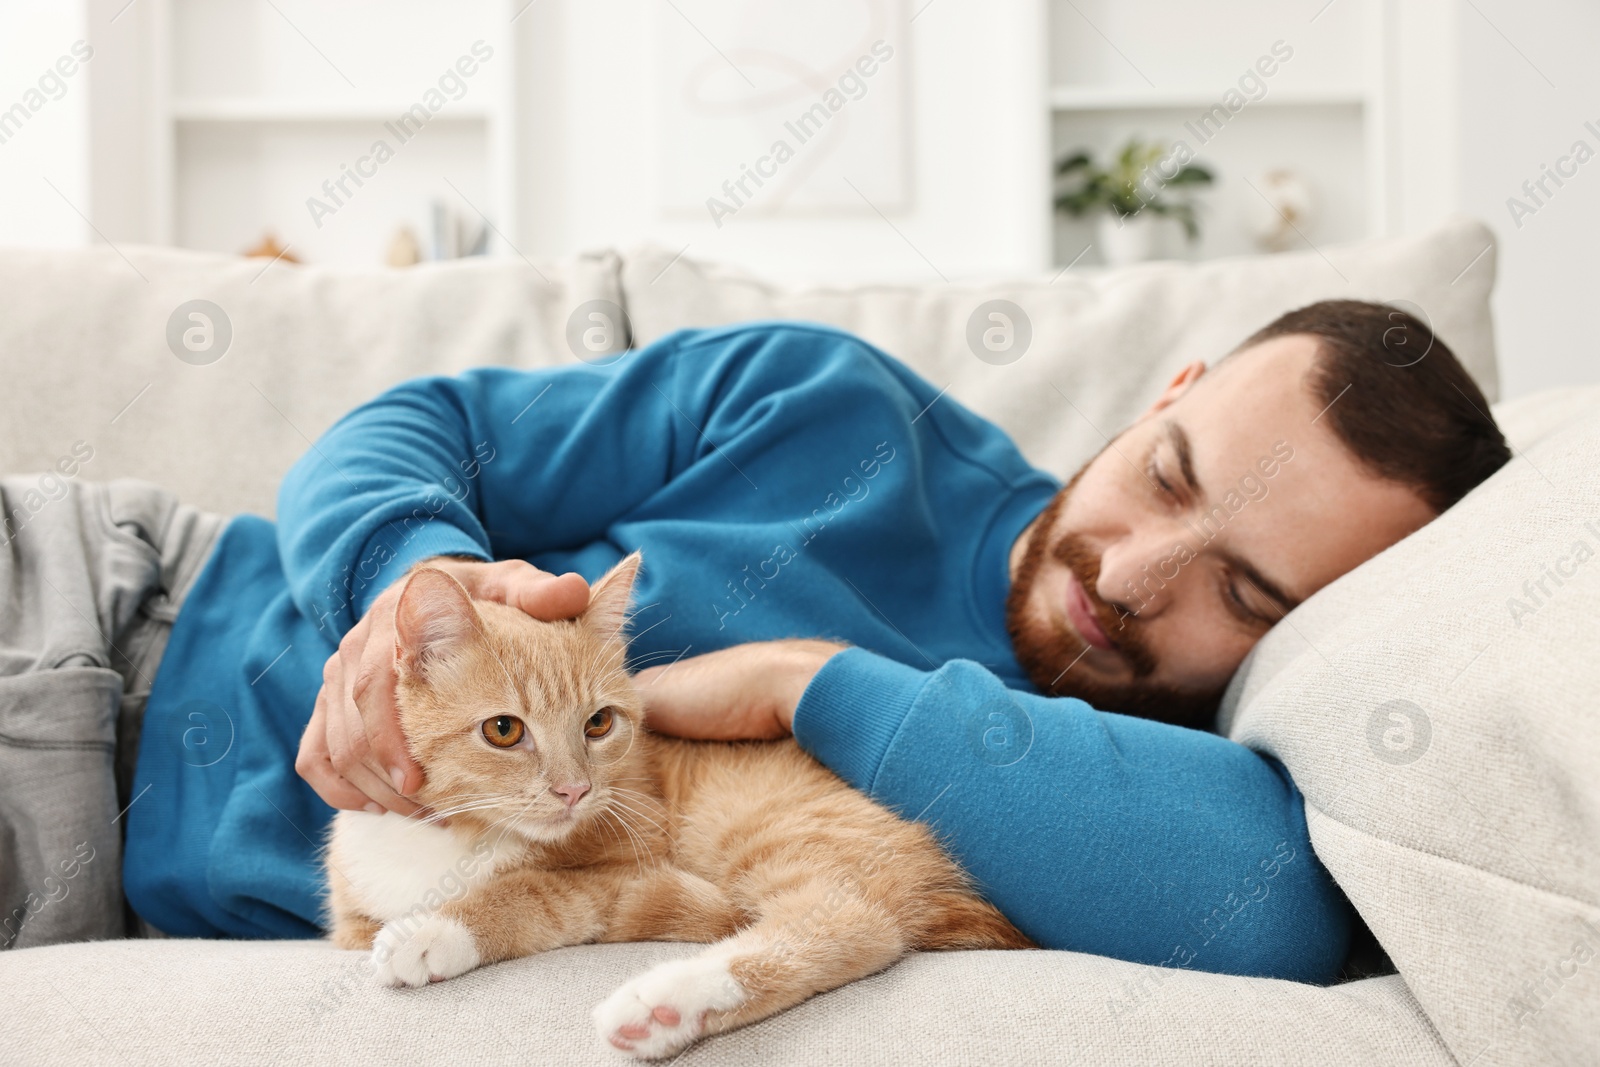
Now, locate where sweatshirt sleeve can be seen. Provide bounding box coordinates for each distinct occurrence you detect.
[276,329,742,639]
[274,354,658,636]
[275,328,753,636]
[274,323,943,638]
[791,646,1353,984]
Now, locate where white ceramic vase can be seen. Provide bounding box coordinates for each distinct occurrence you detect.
[1096,212,1161,267]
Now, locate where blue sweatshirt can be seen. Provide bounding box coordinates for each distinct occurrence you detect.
[125,322,1351,982]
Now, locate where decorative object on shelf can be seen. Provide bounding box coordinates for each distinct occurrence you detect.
[1244,168,1315,253]
[386,227,423,268]
[1054,139,1214,266]
[242,232,299,263]
[431,199,490,260]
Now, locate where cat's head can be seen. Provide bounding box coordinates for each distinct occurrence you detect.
[390,552,649,845]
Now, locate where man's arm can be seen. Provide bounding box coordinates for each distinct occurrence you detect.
[641,642,1352,983]
[278,325,929,814]
[275,361,674,638]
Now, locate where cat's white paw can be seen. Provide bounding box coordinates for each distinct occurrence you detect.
[372,914,481,988]
[593,952,748,1059]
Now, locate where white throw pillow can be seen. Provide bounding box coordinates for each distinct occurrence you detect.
[0,247,623,515]
[1220,388,1600,1067]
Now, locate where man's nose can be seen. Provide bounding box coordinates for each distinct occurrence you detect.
[1097,526,1192,619]
[551,781,591,808]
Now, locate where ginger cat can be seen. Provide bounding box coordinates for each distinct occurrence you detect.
[323,552,1031,1059]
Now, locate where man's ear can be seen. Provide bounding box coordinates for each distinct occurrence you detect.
[394,567,479,676]
[1136,359,1207,421]
[584,551,642,643]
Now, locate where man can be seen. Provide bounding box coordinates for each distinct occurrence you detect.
[1,301,1507,982]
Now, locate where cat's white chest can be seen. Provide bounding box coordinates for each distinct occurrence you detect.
[331,810,509,922]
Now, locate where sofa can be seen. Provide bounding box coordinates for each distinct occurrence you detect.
[3,217,1595,1066]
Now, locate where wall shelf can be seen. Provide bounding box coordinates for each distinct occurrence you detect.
[1047,85,1371,111]
[170,98,495,123]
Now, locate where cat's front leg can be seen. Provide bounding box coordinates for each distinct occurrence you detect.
[606,866,747,943]
[592,875,908,1058]
[372,867,618,987]
[330,911,382,952]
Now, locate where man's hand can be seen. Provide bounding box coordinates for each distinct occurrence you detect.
[296,558,591,817]
[636,639,849,741]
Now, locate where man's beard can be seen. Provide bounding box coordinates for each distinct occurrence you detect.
[1004,468,1223,728]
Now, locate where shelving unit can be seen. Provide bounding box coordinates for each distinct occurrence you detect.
[1045,0,1392,267]
[146,0,521,265]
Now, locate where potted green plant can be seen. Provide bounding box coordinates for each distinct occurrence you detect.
[1054,139,1214,266]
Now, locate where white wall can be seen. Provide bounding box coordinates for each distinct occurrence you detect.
[0,1,90,247]
[512,0,1049,287]
[1453,0,1600,397]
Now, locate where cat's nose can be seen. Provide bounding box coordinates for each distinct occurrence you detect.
[552,781,591,808]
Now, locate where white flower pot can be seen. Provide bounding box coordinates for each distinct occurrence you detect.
[1097,212,1163,267]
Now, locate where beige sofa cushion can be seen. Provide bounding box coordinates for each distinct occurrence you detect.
[0,247,623,516]
[1220,386,1600,1067]
[6,938,1452,1066]
[620,216,1501,482]
[0,219,1498,518]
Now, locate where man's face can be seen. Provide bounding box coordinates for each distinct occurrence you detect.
[1006,334,1437,724]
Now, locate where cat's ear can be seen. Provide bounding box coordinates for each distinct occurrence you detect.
[394,567,479,675]
[583,551,642,643]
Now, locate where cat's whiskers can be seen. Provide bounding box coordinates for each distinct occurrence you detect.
[620,602,659,625]
[410,790,517,816]
[607,804,668,847]
[599,809,642,868]
[601,796,666,869]
[597,644,632,674]
[607,783,667,799]
[484,795,541,853]
[607,785,668,808]
[606,790,670,835]
[596,790,657,856]
[422,790,513,809]
[412,798,515,829]
[623,647,689,669]
[601,807,655,870]
[594,805,628,858]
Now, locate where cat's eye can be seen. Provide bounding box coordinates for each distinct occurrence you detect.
[482,715,525,748]
[584,707,615,739]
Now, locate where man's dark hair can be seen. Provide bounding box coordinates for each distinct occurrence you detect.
[1234,299,1511,513]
